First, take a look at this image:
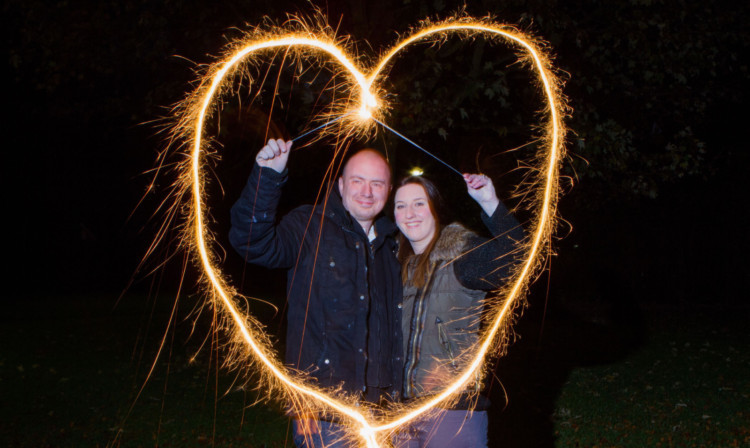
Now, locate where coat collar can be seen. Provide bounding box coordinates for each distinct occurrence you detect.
[323,188,398,243]
[428,223,476,263]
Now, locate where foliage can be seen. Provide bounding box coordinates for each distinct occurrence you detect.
[543,0,748,200]
[377,0,749,200]
[6,0,748,202]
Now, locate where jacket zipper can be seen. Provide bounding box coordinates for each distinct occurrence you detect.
[403,261,438,398]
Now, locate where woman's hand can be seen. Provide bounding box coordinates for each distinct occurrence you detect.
[463,173,499,216]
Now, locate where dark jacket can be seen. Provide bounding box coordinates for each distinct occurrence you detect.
[229,163,403,399]
[401,205,523,405]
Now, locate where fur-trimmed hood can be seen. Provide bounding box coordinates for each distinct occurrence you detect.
[428,222,477,262]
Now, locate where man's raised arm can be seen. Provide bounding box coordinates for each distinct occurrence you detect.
[229,139,301,268]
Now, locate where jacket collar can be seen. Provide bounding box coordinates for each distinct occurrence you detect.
[428,223,475,262]
[323,188,398,244]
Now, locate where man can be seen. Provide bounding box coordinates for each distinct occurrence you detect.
[229,139,403,447]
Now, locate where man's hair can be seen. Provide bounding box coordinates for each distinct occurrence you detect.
[340,148,392,182]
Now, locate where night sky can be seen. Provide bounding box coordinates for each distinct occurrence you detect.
[4,0,749,446]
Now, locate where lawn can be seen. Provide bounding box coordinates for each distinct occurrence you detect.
[2,295,747,447]
[1,293,289,448]
[553,306,749,447]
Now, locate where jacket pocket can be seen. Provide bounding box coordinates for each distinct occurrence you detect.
[435,316,457,369]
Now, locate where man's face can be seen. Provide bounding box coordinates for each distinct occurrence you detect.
[338,151,391,230]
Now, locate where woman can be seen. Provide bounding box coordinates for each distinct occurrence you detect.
[393,174,523,448]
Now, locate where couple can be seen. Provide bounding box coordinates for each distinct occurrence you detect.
[229,139,523,448]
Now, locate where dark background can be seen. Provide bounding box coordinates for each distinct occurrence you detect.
[4,0,749,446]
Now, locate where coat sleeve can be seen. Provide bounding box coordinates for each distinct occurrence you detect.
[453,200,525,291]
[229,163,305,269]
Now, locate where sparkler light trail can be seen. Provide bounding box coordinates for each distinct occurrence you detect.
[166,13,568,447]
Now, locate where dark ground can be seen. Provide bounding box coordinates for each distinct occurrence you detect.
[2,288,748,447]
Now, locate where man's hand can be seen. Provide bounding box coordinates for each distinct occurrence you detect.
[294,417,320,437]
[256,138,292,173]
[464,173,500,216]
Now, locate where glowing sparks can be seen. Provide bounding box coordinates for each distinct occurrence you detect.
[409,167,424,176]
[358,106,373,120]
[169,14,568,448]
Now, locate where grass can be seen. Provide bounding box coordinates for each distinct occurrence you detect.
[2,295,748,447]
[553,306,750,447]
[1,293,289,448]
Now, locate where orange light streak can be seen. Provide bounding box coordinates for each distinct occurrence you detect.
[174,15,567,447]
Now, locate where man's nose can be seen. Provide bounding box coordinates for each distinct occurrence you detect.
[362,182,372,196]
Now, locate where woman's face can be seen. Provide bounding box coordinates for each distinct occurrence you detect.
[394,183,437,254]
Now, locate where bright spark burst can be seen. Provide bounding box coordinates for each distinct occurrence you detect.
[167,13,568,447]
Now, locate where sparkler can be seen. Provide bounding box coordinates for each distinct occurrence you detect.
[167,13,567,447]
[291,113,350,142]
[373,118,464,177]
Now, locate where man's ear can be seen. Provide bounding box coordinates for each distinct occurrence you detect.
[338,177,344,195]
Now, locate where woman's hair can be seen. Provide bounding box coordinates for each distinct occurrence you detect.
[395,176,446,288]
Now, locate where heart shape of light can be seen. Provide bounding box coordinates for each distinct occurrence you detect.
[175,15,566,447]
